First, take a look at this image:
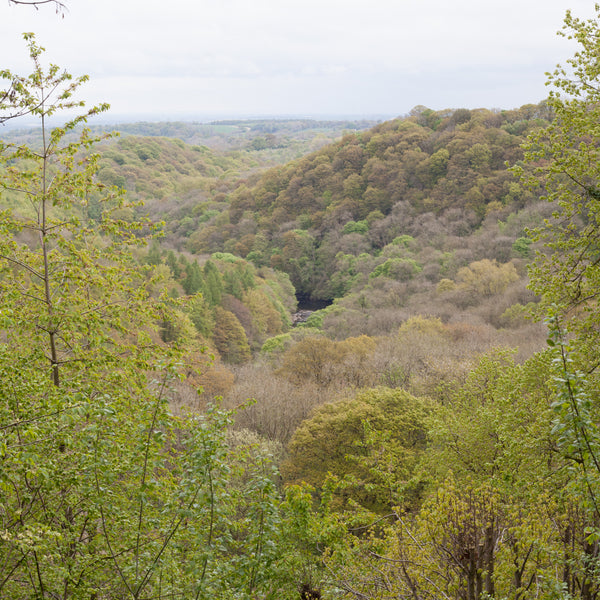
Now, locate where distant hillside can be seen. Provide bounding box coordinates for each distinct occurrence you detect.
[5,107,553,346]
[97,135,256,198]
[87,119,380,243]
[184,104,551,294]
[90,118,379,153]
[28,105,554,348]
[103,106,554,439]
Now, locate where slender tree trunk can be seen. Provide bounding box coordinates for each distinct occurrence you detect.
[39,100,60,387]
[484,524,495,598]
[563,524,572,596]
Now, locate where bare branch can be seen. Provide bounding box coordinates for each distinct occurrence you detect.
[7,0,67,17]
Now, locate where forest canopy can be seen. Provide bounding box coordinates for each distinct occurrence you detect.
[4,5,600,600]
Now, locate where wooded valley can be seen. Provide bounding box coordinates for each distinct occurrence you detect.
[2,6,600,599]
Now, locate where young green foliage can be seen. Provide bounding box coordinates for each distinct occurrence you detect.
[520,5,600,371]
[0,35,299,600]
[518,4,600,557]
[0,33,155,389]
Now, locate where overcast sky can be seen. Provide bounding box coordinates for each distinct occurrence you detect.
[0,0,596,122]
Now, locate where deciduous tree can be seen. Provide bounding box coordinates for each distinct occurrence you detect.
[0,35,296,599]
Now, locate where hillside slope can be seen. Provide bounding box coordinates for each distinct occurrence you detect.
[185,104,551,297]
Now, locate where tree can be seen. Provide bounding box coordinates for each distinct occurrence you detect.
[187,291,215,338]
[455,258,519,297]
[146,238,163,265]
[0,35,295,600]
[277,336,337,386]
[0,33,133,388]
[512,8,600,593]
[202,259,223,305]
[277,335,377,389]
[244,287,284,337]
[1,2,66,124]
[283,387,432,513]
[521,1,600,496]
[521,5,600,372]
[182,259,205,295]
[212,306,251,363]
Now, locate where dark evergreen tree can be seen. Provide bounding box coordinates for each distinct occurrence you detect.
[166,249,182,278]
[203,260,224,306]
[182,260,204,295]
[146,239,163,265]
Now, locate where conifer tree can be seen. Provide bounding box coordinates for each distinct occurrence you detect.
[182,259,204,295]
[203,259,224,305]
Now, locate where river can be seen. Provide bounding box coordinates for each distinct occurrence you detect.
[292,294,333,325]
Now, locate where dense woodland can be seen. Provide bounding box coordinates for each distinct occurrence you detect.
[3,6,600,600]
